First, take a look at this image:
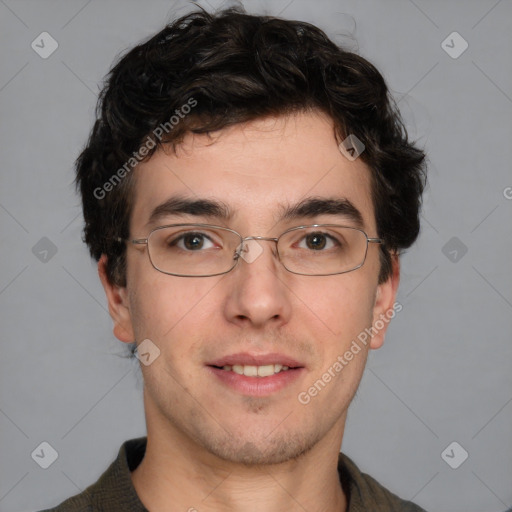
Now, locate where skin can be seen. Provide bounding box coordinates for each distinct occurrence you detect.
[99,110,400,512]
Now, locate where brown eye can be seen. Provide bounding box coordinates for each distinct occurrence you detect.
[305,233,327,250]
[167,232,216,251]
[182,233,206,250]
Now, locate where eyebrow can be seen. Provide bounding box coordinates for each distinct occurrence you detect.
[146,195,365,229]
[278,197,365,228]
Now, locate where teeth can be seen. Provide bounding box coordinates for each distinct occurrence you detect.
[244,365,258,377]
[220,364,291,377]
[232,365,243,375]
[257,365,274,377]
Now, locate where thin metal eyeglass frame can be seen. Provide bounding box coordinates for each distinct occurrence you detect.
[130,223,384,277]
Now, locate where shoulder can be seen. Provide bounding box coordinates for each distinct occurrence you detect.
[38,493,93,512]
[338,452,428,512]
[37,437,148,512]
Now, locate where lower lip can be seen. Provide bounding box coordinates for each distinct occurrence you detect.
[207,366,304,396]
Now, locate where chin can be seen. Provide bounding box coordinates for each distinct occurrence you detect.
[198,429,320,466]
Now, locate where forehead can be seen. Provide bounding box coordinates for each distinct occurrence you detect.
[130,111,375,234]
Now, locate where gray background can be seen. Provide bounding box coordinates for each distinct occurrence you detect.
[0,0,511,511]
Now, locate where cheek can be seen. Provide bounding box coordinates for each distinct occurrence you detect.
[127,258,221,345]
[297,278,376,405]
[294,274,376,342]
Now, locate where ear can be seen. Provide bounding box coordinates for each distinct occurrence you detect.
[369,252,400,350]
[98,254,135,343]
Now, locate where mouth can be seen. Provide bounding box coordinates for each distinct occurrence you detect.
[211,363,292,377]
[206,353,305,396]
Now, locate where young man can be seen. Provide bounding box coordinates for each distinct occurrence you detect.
[44,7,428,511]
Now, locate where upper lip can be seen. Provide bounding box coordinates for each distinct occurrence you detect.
[207,353,304,368]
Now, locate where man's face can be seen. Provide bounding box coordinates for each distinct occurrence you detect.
[104,111,398,465]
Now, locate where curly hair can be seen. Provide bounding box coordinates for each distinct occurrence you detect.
[75,7,427,286]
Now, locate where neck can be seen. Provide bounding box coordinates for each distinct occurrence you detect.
[132,418,347,512]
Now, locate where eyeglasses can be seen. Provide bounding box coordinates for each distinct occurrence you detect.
[129,223,384,277]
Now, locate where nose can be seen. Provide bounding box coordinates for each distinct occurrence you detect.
[223,238,293,328]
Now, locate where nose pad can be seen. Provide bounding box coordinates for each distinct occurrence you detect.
[235,239,265,264]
